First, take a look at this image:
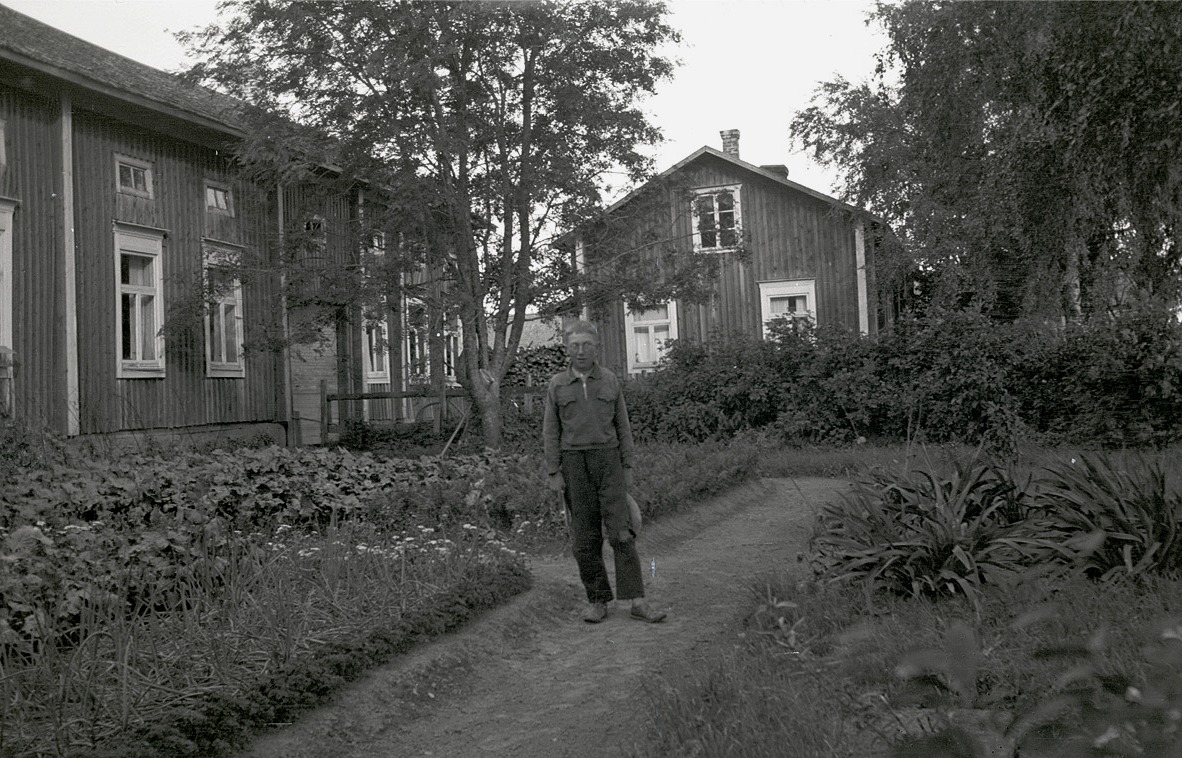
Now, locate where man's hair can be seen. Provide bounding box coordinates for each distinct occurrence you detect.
[563,319,600,344]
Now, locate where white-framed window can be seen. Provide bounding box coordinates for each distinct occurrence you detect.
[758,279,817,338]
[625,301,678,374]
[115,154,154,199]
[691,184,741,253]
[405,298,429,385]
[362,231,390,383]
[404,299,462,385]
[204,181,234,217]
[364,314,390,381]
[442,312,461,383]
[203,242,245,378]
[114,224,165,378]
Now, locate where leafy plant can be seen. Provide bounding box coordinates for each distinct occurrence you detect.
[810,456,1043,608]
[1034,453,1182,580]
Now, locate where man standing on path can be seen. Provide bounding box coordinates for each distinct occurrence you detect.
[543,319,667,625]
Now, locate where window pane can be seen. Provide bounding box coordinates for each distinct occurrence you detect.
[445,333,458,377]
[223,302,237,363]
[205,186,216,207]
[633,326,652,364]
[720,226,737,248]
[133,168,147,193]
[634,305,668,322]
[207,268,232,294]
[717,191,734,212]
[122,254,151,286]
[118,164,133,189]
[209,306,223,363]
[770,295,807,315]
[140,295,156,360]
[700,228,717,248]
[121,293,135,360]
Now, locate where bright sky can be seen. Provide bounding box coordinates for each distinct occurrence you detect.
[4,0,883,196]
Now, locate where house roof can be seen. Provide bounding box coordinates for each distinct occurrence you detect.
[602,145,871,220]
[0,2,243,137]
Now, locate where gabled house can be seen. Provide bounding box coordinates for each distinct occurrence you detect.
[0,3,415,446]
[575,129,885,377]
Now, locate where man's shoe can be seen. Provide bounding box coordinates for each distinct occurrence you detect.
[583,602,609,623]
[630,601,667,624]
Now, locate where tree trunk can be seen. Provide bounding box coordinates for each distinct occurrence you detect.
[1063,234,1083,323]
[467,370,503,449]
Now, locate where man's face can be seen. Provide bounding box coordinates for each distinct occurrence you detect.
[566,333,599,373]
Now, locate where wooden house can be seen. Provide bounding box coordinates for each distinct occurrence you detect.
[0,4,396,446]
[575,129,885,377]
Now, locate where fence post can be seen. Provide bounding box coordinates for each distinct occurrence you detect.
[319,379,329,444]
[290,409,302,447]
[0,347,14,418]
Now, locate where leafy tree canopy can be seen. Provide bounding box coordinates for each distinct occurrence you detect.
[181,0,679,446]
[792,0,1182,322]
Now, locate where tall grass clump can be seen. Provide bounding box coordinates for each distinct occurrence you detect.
[810,455,1042,608]
[1033,452,1182,580]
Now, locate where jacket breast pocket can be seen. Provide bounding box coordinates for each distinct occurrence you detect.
[555,389,580,424]
[595,387,617,426]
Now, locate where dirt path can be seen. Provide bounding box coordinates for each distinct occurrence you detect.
[239,478,847,758]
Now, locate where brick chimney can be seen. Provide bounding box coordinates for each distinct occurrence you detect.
[720,129,740,158]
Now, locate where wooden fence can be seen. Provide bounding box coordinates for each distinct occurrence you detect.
[318,380,543,445]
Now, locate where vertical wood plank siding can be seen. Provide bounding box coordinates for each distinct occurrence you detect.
[594,153,869,374]
[72,109,280,434]
[0,85,64,427]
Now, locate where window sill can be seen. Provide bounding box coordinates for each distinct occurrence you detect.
[207,367,246,379]
[118,364,165,379]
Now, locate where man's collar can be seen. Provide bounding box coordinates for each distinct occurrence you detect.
[563,362,601,383]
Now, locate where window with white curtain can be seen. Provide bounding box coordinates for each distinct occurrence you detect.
[625,301,678,374]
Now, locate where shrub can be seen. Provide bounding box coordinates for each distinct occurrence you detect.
[624,308,1182,451]
[1018,310,1182,448]
[626,335,787,442]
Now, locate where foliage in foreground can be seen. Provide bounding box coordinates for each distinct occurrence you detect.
[630,574,1182,758]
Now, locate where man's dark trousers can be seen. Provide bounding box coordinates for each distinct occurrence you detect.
[560,448,644,604]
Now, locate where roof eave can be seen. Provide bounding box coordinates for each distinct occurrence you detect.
[600,145,878,223]
[0,47,244,138]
